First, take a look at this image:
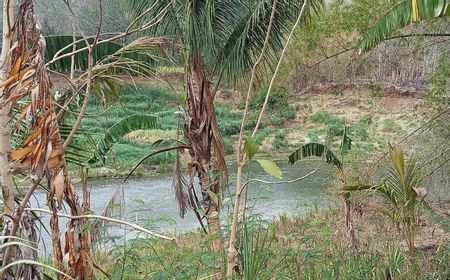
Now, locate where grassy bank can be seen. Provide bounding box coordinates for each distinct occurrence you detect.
[77,82,406,179]
[91,204,449,279]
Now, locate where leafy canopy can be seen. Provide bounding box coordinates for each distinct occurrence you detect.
[129,0,323,84]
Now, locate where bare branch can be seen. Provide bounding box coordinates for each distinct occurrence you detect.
[238,163,322,196]
[24,208,175,241]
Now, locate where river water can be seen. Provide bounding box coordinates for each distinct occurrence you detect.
[31,160,336,254]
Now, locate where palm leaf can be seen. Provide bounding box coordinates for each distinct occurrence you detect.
[88,115,159,165]
[45,35,124,71]
[128,0,323,84]
[289,142,343,171]
[45,35,173,71]
[59,124,98,167]
[214,0,323,84]
[357,0,449,53]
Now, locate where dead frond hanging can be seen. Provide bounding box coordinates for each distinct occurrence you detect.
[0,0,93,278]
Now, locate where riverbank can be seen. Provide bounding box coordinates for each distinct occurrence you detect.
[66,81,421,181]
[89,203,449,279]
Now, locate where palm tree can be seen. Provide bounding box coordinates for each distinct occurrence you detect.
[342,144,426,254]
[128,0,321,251]
[357,0,450,53]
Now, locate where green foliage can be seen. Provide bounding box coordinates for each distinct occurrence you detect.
[88,115,159,165]
[382,118,399,132]
[426,55,450,111]
[107,238,221,279]
[249,86,289,112]
[350,123,369,141]
[222,137,235,155]
[342,145,426,253]
[129,0,322,84]
[216,104,243,136]
[309,111,341,126]
[254,128,278,144]
[357,0,450,53]
[248,86,297,127]
[280,0,392,79]
[289,143,343,172]
[244,137,260,160]
[241,218,274,280]
[272,130,288,149]
[75,84,179,172]
[308,130,321,142]
[368,82,383,98]
[256,159,283,179]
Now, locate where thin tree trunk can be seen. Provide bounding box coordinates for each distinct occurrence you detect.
[0,0,15,221]
[344,196,356,248]
[226,161,244,277]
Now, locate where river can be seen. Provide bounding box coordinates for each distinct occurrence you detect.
[31,160,336,254]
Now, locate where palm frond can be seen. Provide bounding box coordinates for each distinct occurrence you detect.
[214,0,323,84]
[357,0,449,53]
[46,35,178,72]
[88,115,159,165]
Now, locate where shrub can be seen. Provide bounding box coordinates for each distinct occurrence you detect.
[272,130,288,149]
[382,118,398,132]
[222,137,235,155]
[309,111,340,126]
[247,85,297,126]
[351,124,369,141]
[249,85,290,111]
[368,82,383,97]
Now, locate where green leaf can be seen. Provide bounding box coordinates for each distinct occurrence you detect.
[45,35,157,71]
[88,115,159,165]
[256,159,283,179]
[244,136,259,160]
[289,143,342,171]
[357,0,449,53]
[207,190,219,206]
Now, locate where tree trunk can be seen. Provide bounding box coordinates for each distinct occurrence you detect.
[0,0,15,222]
[226,160,244,277]
[183,57,227,254]
[343,195,356,248]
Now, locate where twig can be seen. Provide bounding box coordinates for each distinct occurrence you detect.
[62,0,103,150]
[252,0,309,136]
[124,145,189,182]
[24,208,175,241]
[46,0,174,68]
[227,0,280,276]
[238,163,322,196]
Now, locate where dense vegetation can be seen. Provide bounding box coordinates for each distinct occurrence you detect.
[0,0,449,279]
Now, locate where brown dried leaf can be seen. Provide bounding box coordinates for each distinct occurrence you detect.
[53,169,65,208]
[413,187,427,200]
[9,145,34,160]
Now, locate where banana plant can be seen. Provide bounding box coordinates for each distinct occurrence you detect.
[288,125,352,173]
[288,124,357,247]
[342,144,426,254]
